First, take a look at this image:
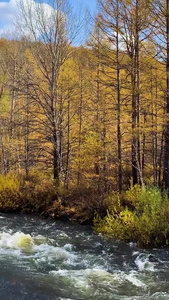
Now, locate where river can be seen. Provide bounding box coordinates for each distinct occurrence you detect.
[0,213,169,299]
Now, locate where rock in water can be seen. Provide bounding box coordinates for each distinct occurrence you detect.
[17,233,33,249]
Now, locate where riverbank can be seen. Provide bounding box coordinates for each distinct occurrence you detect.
[0,173,99,224]
[1,173,169,247]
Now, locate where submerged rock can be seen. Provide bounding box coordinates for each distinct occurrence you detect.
[16,233,33,249]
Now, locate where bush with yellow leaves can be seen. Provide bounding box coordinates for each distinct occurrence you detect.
[0,174,22,211]
[94,185,169,246]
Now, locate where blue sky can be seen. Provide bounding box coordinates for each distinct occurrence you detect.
[69,0,97,14]
[0,0,97,36]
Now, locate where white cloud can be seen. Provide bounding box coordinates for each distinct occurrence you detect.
[0,0,54,38]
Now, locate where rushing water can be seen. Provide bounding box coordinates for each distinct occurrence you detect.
[0,214,169,300]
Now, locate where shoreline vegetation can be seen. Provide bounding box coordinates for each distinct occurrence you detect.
[1,172,169,247]
[0,172,101,224]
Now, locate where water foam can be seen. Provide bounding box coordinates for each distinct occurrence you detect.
[126,271,146,287]
[135,254,155,272]
[63,244,74,251]
[50,267,146,290]
[149,292,169,299]
[0,231,33,250]
[33,243,77,262]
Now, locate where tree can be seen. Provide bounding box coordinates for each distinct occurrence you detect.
[151,0,169,190]
[94,0,123,191]
[16,0,81,182]
[164,0,169,190]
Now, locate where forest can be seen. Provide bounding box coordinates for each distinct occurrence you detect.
[0,0,169,246]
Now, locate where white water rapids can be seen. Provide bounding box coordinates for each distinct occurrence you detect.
[0,214,169,299]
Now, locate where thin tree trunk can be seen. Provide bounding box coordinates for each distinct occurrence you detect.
[25,86,30,178]
[136,0,142,184]
[159,130,164,187]
[151,68,157,186]
[10,61,16,141]
[102,108,107,192]
[53,130,59,181]
[52,94,60,182]
[65,76,71,189]
[142,113,146,174]
[155,73,158,185]
[77,68,83,186]
[95,29,101,178]
[7,60,17,172]
[131,66,138,186]
[0,134,7,175]
[163,0,169,190]
[116,0,122,192]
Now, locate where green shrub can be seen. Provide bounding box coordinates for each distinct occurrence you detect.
[103,191,122,214]
[94,208,136,241]
[94,186,169,246]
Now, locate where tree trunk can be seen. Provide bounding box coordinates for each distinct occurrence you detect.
[65,76,71,189]
[131,66,138,186]
[53,132,59,181]
[25,87,30,178]
[159,130,164,187]
[136,0,142,185]
[116,0,122,192]
[154,73,158,185]
[142,113,146,174]
[77,68,83,186]
[163,0,169,190]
